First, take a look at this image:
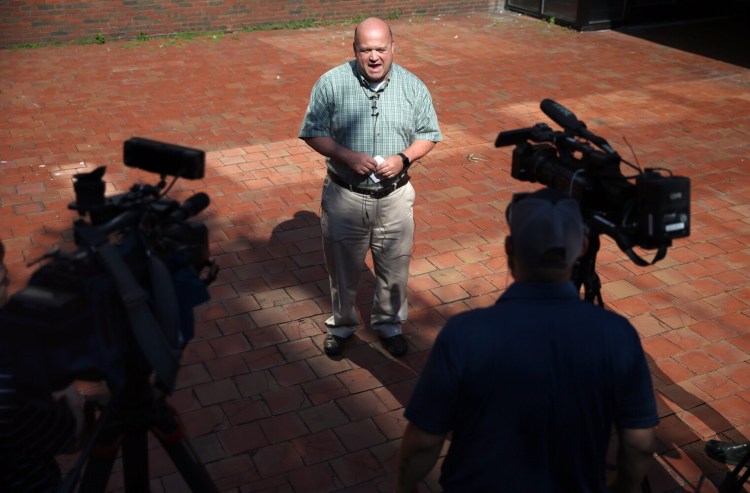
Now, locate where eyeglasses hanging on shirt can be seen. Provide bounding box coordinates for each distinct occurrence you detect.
[362,75,388,118]
[360,77,388,163]
[370,94,379,117]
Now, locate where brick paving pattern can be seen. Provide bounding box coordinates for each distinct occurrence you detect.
[1,12,750,492]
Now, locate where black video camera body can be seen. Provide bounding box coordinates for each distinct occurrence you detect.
[497,100,690,265]
[0,138,217,400]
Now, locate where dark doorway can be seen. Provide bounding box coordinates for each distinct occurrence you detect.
[616,12,750,69]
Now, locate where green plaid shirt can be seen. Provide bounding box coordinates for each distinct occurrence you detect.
[300,61,442,190]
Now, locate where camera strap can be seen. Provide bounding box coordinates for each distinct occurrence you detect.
[624,245,667,267]
[96,243,180,391]
[148,253,181,350]
[75,222,180,392]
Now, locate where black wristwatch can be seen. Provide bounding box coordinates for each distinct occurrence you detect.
[397,152,410,168]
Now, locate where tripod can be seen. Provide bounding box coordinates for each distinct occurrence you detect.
[572,233,603,307]
[572,232,652,493]
[60,371,218,493]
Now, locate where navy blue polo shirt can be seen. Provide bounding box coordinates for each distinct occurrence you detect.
[405,281,658,492]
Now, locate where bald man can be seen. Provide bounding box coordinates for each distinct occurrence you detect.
[300,18,442,358]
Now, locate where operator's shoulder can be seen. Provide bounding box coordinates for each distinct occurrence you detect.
[444,304,501,328]
[575,299,628,320]
[577,302,639,334]
[585,301,629,319]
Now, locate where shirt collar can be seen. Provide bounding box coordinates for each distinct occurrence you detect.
[497,281,580,302]
[355,63,393,92]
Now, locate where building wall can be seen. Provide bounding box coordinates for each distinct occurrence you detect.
[1,0,497,48]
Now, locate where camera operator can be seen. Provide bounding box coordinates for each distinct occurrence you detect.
[397,188,659,492]
[0,240,93,492]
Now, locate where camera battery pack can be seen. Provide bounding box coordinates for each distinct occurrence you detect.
[636,171,690,247]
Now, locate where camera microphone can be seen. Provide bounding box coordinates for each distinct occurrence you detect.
[169,192,210,222]
[540,99,616,154]
[94,192,209,235]
[540,99,586,133]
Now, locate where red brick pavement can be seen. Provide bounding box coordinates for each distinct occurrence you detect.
[2,12,750,492]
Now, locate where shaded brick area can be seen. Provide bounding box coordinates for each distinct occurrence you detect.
[2,12,750,491]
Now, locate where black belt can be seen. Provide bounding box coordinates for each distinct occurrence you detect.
[327,170,410,199]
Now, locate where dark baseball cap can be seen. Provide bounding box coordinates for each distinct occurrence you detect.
[507,188,585,269]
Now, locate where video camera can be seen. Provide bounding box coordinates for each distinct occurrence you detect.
[496,99,690,266]
[0,137,218,401]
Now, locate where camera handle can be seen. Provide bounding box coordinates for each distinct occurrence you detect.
[588,213,669,267]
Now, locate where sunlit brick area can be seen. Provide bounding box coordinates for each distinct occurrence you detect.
[1,12,749,492]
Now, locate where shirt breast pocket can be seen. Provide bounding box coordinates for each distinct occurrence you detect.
[378,109,415,144]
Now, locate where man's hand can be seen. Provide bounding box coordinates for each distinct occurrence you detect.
[396,422,446,493]
[375,155,404,180]
[53,384,87,438]
[52,381,110,453]
[608,427,655,493]
[347,152,379,175]
[301,137,379,175]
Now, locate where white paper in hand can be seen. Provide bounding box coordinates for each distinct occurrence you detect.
[370,155,384,183]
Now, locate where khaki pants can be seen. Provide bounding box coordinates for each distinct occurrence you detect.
[321,177,415,338]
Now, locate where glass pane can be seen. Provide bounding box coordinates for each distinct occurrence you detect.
[542,0,578,21]
[508,0,542,13]
[543,0,626,24]
[589,0,626,21]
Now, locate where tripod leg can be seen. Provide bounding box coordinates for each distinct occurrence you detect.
[122,429,150,492]
[151,406,219,493]
[75,386,153,492]
[719,447,750,493]
[572,233,604,306]
[78,428,123,492]
[73,377,219,493]
[641,476,652,493]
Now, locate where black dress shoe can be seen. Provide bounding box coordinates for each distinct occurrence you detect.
[705,440,750,465]
[323,334,347,356]
[381,334,408,357]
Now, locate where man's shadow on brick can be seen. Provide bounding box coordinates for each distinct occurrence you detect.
[238,210,456,490]
[265,209,431,487]
[270,209,425,380]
